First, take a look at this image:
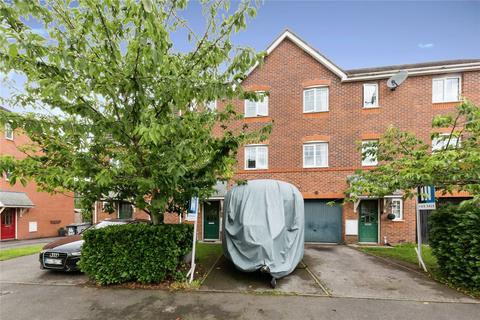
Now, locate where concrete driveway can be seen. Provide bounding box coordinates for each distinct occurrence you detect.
[201,244,477,303]
[304,245,476,302]
[0,254,87,286]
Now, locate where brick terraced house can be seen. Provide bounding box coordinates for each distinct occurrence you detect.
[89,30,479,245]
[1,107,76,240]
[194,30,480,244]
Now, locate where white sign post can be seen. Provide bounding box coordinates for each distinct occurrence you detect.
[416,186,436,272]
[186,197,198,283]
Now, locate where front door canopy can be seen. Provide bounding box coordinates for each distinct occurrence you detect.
[0,191,34,209]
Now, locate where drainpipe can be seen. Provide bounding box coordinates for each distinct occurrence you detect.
[93,202,98,224]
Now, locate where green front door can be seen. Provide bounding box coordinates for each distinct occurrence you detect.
[359,200,378,243]
[119,202,133,219]
[203,201,220,240]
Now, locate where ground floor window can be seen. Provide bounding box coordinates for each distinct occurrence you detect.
[390,198,403,220]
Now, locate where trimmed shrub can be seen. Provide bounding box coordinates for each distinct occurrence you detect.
[79,223,193,285]
[429,202,480,291]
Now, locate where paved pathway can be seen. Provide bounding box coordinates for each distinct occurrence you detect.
[0,237,61,250]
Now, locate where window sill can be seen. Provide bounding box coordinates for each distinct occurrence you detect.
[432,102,461,109]
[361,108,381,114]
[5,137,14,141]
[391,219,404,222]
[244,167,269,171]
[303,166,329,169]
[303,112,329,119]
[244,116,272,123]
[361,164,378,168]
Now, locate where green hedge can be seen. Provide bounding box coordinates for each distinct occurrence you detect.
[79,223,193,285]
[429,202,480,291]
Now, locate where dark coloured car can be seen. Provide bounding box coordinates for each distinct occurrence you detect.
[39,219,150,272]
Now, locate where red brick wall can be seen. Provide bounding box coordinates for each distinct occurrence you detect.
[217,38,480,244]
[93,201,150,222]
[1,129,75,240]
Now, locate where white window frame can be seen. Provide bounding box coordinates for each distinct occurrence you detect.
[244,145,268,170]
[391,198,403,221]
[303,142,329,168]
[4,122,13,140]
[244,92,268,118]
[432,133,460,152]
[303,86,329,113]
[432,75,461,103]
[361,140,378,166]
[363,83,379,108]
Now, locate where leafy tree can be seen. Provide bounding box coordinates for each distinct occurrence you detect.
[346,100,480,203]
[0,0,270,224]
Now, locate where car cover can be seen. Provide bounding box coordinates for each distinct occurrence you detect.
[222,179,304,279]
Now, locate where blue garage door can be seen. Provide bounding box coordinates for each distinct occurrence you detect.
[304,200,342,243]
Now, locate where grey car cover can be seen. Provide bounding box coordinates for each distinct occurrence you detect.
[222,179,304,279]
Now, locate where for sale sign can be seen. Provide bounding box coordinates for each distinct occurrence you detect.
[417,186,436,210]
[186,197,199,221]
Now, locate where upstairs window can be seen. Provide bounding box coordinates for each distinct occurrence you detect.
[4,122,13,140]
[303,87,329,113]
[363,84,378,108]
[432,133,460,151]
[432,75,460,103]
[303,142,328,168]
[245,92,268,117]
[245,145,268,169]
[361,140,378,166]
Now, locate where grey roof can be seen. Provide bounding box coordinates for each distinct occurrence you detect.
[211,181,227,198]
[346,59,480,75]
[0,191,34,208]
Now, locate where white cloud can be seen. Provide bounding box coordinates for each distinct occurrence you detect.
[418,43,435,49]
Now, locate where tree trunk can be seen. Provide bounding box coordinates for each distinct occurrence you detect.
[150,210,164,225]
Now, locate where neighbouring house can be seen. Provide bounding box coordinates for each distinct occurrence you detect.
[0,107,76,240]
[92,182,227,241]
[194,29,480,244]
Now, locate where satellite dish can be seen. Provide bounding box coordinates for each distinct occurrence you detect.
[387,70,408,91]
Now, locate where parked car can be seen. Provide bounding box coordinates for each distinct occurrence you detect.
[39,219,150,272]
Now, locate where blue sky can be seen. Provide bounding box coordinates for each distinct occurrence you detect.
[2,0,479,112]
[177,0,480,69]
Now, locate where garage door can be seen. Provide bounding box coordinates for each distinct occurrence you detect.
[304,200,342,243]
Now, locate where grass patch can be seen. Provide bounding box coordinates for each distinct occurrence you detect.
[358,243,479,298]
[195,242,222,263]
[358,243,437,271]
[0,245,43,261]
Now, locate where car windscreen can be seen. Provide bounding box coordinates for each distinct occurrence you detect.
[81,221,126,233]
[93,221,126,229]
